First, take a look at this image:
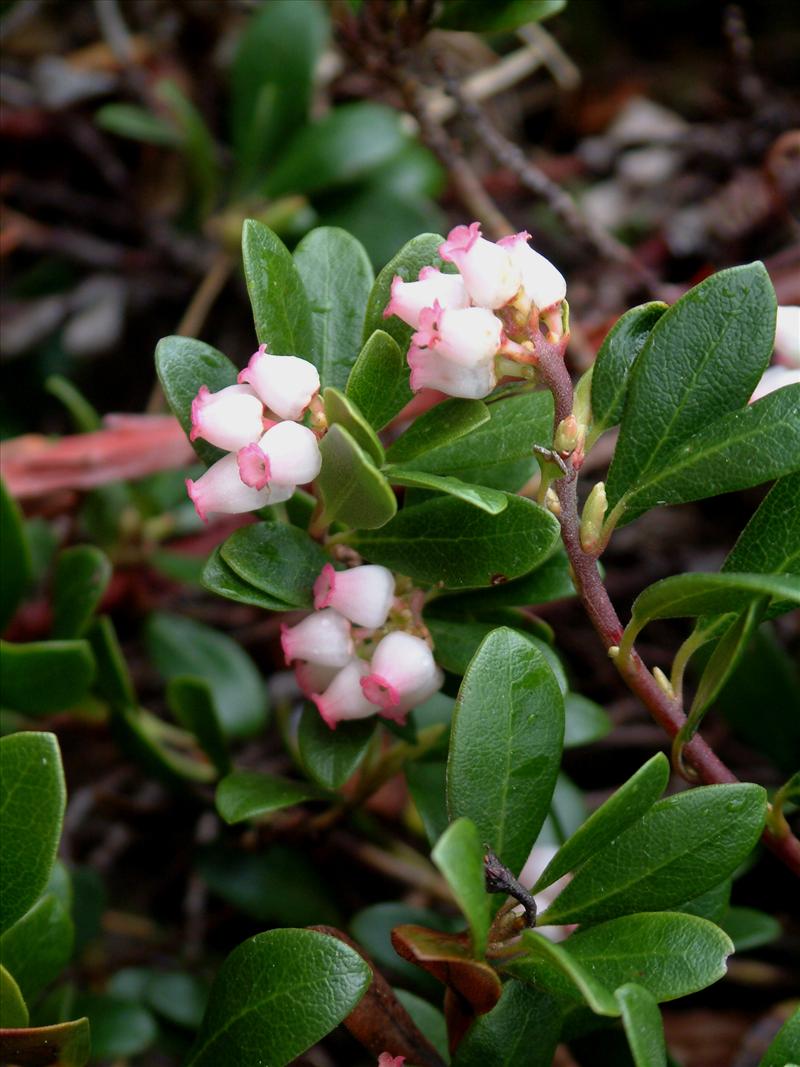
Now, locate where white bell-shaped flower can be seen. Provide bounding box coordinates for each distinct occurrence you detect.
[498,231,567,311]
[186,452,293,522]
[360,631,443,724]
[383,266,469,329]
[312,658,382,730]
[280,608,353,668]
[412,302,503,367]
[774,305,800,367]
[294,660,340,698]
[237,420,321,490]
[439,222,520,309]
[238,344,320,421]
[190,384,265,451]
[750,365,800,403]
[407,344,497,399]
[313,563,395,629]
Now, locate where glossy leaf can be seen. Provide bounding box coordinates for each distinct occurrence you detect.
[0,733,66,934]
[202,546,293,612]
[430,550,574,613]
[0,640,95,714]
[219,521,327,609]
[407,760,448,846]
[0,893,74,1002]
[616,984,667,1067]
[297,705,376,789]
[51,545,111,638]
[0,1018,90,1067]
[759,1008,800,1067]
[431,818,491,958]
[362,233,444,350]
[448,628,564,876]
[540,783,766,925]
[216,771,324,824]
[453,980,561,1067]
[350,494,559,589]
[533,753,669,891]
[346,329,413,430]
[0,964,28,1027]
[0,479,31,630]
[688,603,760,721]
[590,302,668,437]
[606,263,776,508]
[386,468,508,514]
[167,676,231,776]
[387,399,490,464]
[425,614,563,682]
[318,424,398,529]
[723,470,800,578]
[186,929,371,1066]
[145,612,268,739]
[563,693,612,748]
[242,219,314,357]
[502,930,619,1016]
[294,228,373,390]
[437,0,565,32]
[323,387,384,464]
[721,907,781,952]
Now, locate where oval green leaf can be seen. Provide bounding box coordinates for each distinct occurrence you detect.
[0,639,96,714]
[346,329,413,431]
[431,817,491,958]
[616,984,667,1067]
[242,219,313,358]
[297,705,377,790]
[216,771,324,824]
[318,424,398,529]
[386,398,490,464]
[51,545,112,638]
[219,522,327,608]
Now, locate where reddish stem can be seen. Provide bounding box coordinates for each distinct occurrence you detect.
[536,342,800,877]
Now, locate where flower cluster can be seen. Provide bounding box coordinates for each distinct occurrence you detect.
[281,562,443,730]
[186,345,322,522]
[384,222,566,399]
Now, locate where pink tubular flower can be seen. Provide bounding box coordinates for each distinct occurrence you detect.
[190,384,265,451]
[280,608,353,668]
[439,222,520,309]
[378,1057,405,1067]
[313,563,395,629]
[750,365,800,403]
[774,305,800,367]
[186,452,292,522]
[237,421,321,490]
[407,344,497,399]
[295,660,340,698]
[360,631,443,724]
[498,231,567,311]
[383,267,469,328]
[412,303,503,367]
[312,658,381,730]
[238,344,320,421]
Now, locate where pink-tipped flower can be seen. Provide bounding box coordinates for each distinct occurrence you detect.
[295,660,340,698]
[412,303,503,367]
[312,658,381,730]
[238,344,320,421]
[190,384,265,451]
[237,421,321,490]
[186,452,293,522]
[439,222,520,309]
[498,231,567,311]
[750,365,800,403]
[280,608,353,668]
[360,631,443,724]
[313,563,395,629]
[383,267,469,328]
[775,306,800,367]
[378,1057,405,1067]
[407,344,497,399]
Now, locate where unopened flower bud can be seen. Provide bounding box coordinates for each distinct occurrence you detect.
[554,414,581,455]
[190,384,266,451]
[378,1057,405,1067]
[280,609,353,668]
[313,563,395,629]
[186,453,293,522]
[312,658,381,730]
[497,231,566,311]
[439,222,521,310]
[237,421,321,490]
[774,305,800,367]
[579,481,608,555]
[238,344,320,421]
[413,303,503,367]
[383,267,469,328]
[360,631,443,724]
[750,365,800,403]
[407,344,497,399]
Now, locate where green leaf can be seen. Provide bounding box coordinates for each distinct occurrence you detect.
[688,603,761,722]
[0,733,66,934]
[674,879,731,923]
[242,219,314,358]
[502,930,619,1016]
[406,760,448,846]
[155,335,238,466]
[323,387,384,464]
[85,616,136,709]
[0,640,95,713]
[759,1008,800,1067]
[563,693,612,749]
[393,989,448,1061]
[539,783,766,925]
[297,705,376,790]
[590,303,668,438]
[362,233,444,350]
[186,929,371,1066]
[0,1018,90,1067]
[408,391,554,491]
[203,546,293,612]
[616,384,800,521]
[167,676,231,776]
[230,0,327,186]
[453,980,562,1067]
[318,424,398,529]
[723,471,800,578]
[430,550,575,613]
[51,545,111,638]
[95,102,180,145]
[386,468,508,515]
[616,984,667,1067]
[533,753,669,891]
[44,375,101,433]
[425,615,563,682]
[346,329,413,430]
[720,906,781,952]
[219,522,327,609]
[447,628,564,876]
[0,893,73,1003]
[0,963,28,1027]
[606,263,776,508]
[156,80,220,220]
[72,992,156,1058]
[437,0,565,32]
[350,904,458,996]
[109,704,215,786]
[0,479,32,629]
[216,771,324,824]
[294,228,374,390]
[144,972,209,1030]
[266,102,408,199]
[349,494,559,589]
[145,612,268,739]
[386,399,491,464]
[431,818,491,958]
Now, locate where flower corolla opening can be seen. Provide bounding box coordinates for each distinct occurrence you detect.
[280,608,354,668]
[313,563,395,630]
[189,383,265,452]
[238,344,321,421]
[238,421,321,490]
[312,658,381,730]
[360,631,443,724]
[439,222,521,309]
